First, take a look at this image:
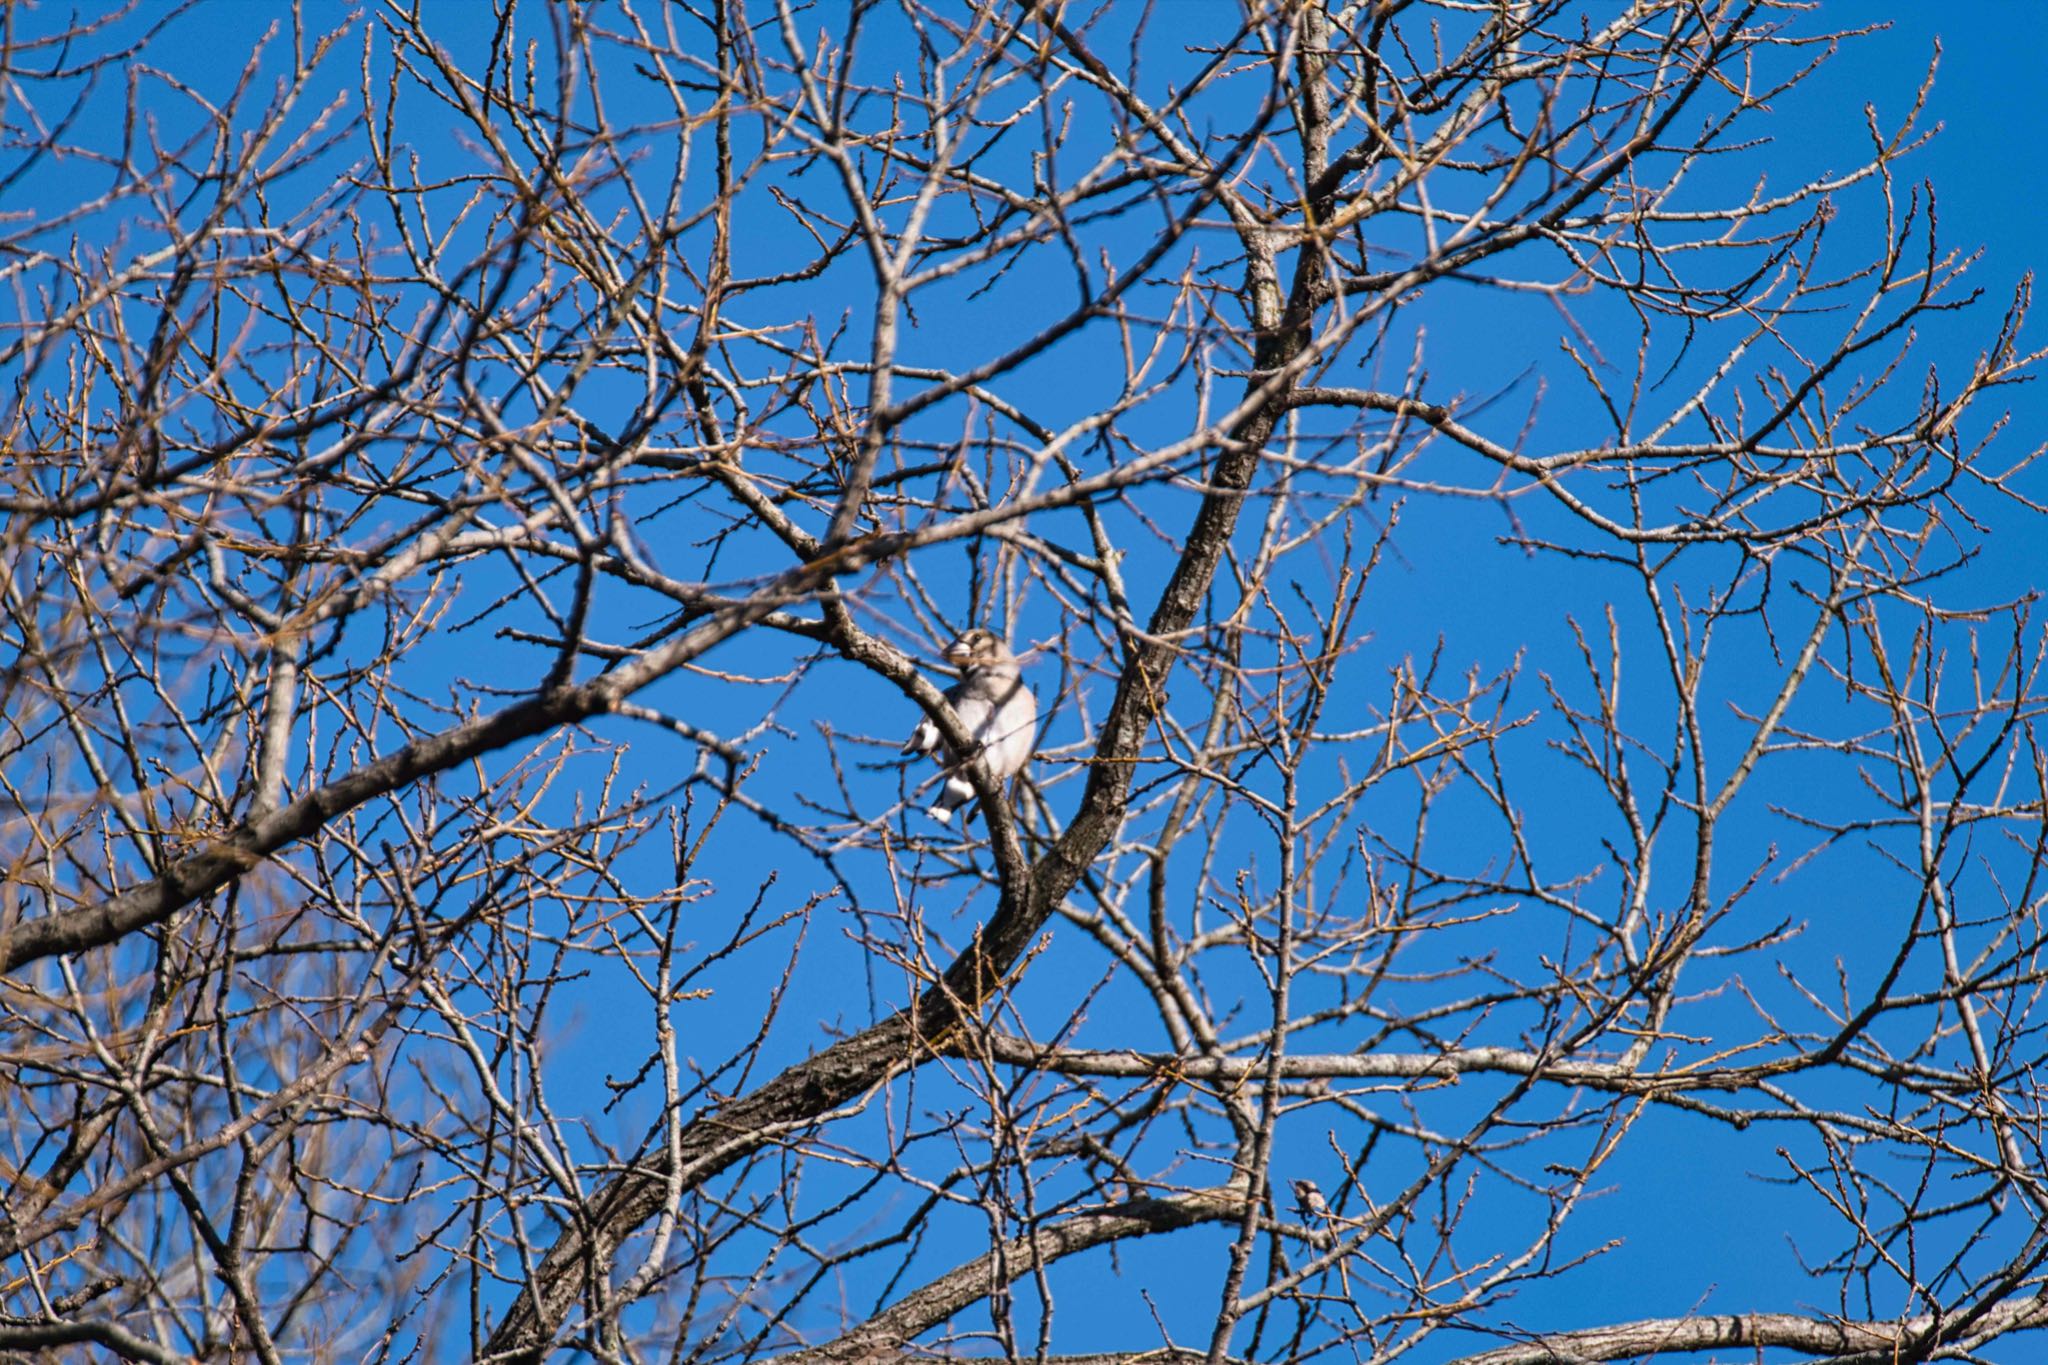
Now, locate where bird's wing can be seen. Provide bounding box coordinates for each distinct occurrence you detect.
[903,680,991,756]
[901,716,939,755]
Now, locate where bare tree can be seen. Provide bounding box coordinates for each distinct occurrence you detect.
[3,2,2045,1362]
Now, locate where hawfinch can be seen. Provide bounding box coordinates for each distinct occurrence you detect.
[901,628,1037,824]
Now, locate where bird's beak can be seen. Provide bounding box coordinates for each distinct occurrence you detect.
[942,640,972,665]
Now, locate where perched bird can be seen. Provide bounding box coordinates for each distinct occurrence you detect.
[1292,1178,1329,1225]
[901,628,1037,824]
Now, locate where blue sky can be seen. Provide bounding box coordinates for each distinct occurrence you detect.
[8,3,2048,1359]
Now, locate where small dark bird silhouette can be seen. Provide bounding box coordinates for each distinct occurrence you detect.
[901,628,1036,824]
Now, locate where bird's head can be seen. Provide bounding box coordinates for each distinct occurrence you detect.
[942,627,1011,670]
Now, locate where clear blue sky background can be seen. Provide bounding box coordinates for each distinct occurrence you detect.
[16,3,2048,1357]
[1577,0,2048,1316]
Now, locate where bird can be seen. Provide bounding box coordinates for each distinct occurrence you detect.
[901,628,1037,824]
[1292,1178,1329,1225]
